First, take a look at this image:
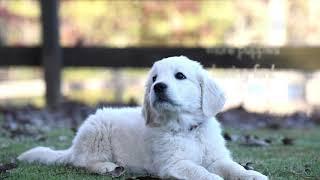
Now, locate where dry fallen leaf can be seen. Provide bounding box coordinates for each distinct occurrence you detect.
[242,135,270,147]
[223,132,232,141]
[0,162,18,173]
[282,137,294,145]
[126,176,162,180]
[241,162,255,170]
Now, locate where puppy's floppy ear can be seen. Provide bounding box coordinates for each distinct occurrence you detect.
[200,69,226,118]
[142,72,159,127]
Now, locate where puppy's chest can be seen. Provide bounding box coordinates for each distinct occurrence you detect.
[150,131,206,163]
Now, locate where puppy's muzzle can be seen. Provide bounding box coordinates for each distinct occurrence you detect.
[153,82,170,102]
[154,82,167,94]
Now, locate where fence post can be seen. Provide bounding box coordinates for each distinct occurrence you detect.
[40,0,62,108]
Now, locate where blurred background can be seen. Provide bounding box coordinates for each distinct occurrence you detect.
[1,1,320,179]
[1,0,320,127]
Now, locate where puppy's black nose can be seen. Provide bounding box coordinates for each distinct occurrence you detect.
[154,82,167,93]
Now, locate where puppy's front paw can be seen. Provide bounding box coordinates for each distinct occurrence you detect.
[211,175,224,180]
[107,166,126,178]
[206,174,224,180]
[92,162,125,177]
[232,170,268,180]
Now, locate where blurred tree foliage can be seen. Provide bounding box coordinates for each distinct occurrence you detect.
[0,0,320,47]
[59,0,235,47]
[0,0,40,45]
[0,0,235,47]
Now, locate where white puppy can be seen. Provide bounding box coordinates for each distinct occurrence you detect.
[18,56,268,180]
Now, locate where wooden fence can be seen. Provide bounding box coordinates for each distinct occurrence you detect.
[1,0,320,107]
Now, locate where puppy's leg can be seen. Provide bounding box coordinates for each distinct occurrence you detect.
[87,161,125,177]
[70,113,125,177]
[207,159,268,180]
[161,160,223,180]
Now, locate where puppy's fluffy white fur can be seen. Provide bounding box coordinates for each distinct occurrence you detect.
[18,56,268,180]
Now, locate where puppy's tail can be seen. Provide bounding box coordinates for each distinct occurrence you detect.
[18,146,72,165]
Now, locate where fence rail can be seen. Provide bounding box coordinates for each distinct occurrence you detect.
[1,47,320,69]
[1,0,320,107]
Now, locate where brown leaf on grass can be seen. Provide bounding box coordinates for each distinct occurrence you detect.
[35,134,47,141]
[223,132,239,142]
[242,135,270,147]
[264,138,272,144]
[126,176,162,180]
[240,162,255,170]
[282,137,294,145]
[223,132,232,141]
[0,162,17,173]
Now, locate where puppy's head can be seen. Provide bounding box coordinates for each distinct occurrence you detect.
[142,56,225,127]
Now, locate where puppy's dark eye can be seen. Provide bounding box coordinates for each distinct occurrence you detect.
[175,72,186,80]
[152,75,157,82]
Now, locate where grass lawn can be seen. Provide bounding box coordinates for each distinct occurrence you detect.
[0,127,319,180]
